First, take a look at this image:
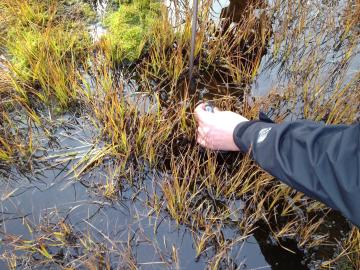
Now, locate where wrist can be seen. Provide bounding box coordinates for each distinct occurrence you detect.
[233,120,275,153]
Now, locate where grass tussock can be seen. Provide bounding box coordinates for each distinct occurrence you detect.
[138,0,272,93]
[0,0,93,107]
[0,67,35,162]
[75,62,353,267]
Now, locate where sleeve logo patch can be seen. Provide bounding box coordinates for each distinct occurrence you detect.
[257,127,272,144]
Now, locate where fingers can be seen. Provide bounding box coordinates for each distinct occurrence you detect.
[197,127,205,142]
[194,103,219,150]
[197,126,206,143]
[197,134,215,150]
[197,126,213,149]
[195,103,220,123]
[194,103,206,123]
[195,103,206,111]
[197,136,206,147]
[197,133,211,148]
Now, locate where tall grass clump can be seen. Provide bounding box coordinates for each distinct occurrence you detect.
[138,0,271,96]
[0,68,36,163]
[79,60,338,266]
[0,65,12,161]
[0,0,94,108]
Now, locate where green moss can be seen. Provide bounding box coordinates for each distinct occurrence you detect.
[6,30,39,81]
[103,0,161,62]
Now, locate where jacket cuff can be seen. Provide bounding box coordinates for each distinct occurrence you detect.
[233,120,275,153]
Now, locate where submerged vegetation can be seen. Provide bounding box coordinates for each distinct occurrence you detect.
[0,0,359,269]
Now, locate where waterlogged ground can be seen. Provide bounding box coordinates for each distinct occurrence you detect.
[0,0,359,269]
[0,113,271,269]
[0,110,323,269]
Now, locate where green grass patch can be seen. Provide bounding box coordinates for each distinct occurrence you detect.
[0,0,94,107]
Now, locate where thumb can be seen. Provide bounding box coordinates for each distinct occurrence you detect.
[195,103,209,122]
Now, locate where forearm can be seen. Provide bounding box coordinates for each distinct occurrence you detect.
[233,118,360,227]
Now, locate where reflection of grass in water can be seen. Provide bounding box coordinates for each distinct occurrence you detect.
[0,0,359,268]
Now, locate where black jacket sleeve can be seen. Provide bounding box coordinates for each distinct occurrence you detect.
[233,115,360,228]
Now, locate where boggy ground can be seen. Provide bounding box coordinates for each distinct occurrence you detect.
[0,0,359,269]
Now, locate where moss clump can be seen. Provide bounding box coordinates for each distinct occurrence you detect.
[103,0,161,62]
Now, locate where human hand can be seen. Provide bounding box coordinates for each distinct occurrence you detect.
[194,103,249,151]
